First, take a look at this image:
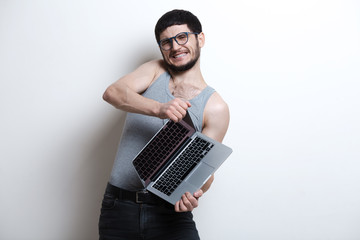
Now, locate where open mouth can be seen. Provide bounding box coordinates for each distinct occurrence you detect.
[172,52,188,59]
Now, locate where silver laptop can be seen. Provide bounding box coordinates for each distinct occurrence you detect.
[132,112,232,205]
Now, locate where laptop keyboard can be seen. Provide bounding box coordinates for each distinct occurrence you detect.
[153,137,214,196]
[133,120,191,180]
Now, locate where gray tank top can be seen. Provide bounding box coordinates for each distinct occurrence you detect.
[109,71,215,190]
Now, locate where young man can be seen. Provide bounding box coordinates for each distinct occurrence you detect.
[99,9,230,240]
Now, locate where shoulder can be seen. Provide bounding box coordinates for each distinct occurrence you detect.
[123,59,167,92]
[140,59,165,69]
[205,92,229,118]
[138,59,167,80]
[202,92,230,142]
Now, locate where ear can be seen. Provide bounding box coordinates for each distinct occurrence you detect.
[198,32,205,48]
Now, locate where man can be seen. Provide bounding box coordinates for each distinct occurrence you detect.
[99,9,230,240]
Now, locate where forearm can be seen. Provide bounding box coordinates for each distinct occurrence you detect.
[200,174,214,193]
[103,82,191,122]
[103,83,161,117]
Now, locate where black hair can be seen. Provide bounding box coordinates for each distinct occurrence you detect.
[154,9,202,43]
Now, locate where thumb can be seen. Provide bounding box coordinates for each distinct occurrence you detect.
[194,189,203,198]
[179,98,191,108]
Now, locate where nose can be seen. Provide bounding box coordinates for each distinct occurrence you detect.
[172,39,182,50]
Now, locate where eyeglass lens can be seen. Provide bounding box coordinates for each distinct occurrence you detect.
[160,32,189,50]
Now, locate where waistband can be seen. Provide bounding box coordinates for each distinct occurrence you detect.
[105,183,173,207]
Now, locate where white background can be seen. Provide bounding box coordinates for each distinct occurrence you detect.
[1,0,359,239]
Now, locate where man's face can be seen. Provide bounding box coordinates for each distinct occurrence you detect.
[159,24,203,72]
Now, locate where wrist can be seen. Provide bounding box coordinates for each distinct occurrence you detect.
[152,101,162,118]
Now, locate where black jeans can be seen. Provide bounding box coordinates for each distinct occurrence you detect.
[99,185,200,240]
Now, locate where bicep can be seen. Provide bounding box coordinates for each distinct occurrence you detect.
[110,60,164,94]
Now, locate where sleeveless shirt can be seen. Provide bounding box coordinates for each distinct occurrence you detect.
[109,71,215,191]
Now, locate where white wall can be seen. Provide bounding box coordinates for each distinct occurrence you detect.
[1,0,359,239]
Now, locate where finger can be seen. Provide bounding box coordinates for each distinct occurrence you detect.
[182,193,195,211]
[174,201,180,212]
[173,101,188,117]
[167,99,190,121]
[176,98,190,109]
[177,106,187,118]
[179,198,188,212]
[165,106,182,122]
[175,98,191,112]
[170,111,182,122]
[186,192,198,208]
[181,100,191,110]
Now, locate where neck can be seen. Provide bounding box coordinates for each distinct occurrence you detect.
[169,61,205,87]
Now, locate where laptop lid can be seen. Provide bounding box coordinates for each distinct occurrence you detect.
[132,112,233,204]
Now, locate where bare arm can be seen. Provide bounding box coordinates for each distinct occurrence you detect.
[175,92,230,212]
[198,93,230,191]
[103,60,191,121]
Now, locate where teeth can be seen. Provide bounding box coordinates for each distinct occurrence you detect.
[174,53,186,58]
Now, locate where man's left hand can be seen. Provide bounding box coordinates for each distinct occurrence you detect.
[174,189,203,212]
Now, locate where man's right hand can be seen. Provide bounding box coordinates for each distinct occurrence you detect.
[158,98,191,122]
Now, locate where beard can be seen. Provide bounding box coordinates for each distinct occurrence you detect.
[163,46,201,73]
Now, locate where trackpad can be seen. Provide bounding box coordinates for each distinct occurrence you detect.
[187,163,214,187]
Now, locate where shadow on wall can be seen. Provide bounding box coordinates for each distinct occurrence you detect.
[66,49,161,240]
[67,111,127,240]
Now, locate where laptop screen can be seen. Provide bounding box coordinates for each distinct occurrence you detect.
[132,118,195,186]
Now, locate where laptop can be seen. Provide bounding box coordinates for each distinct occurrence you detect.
[132,112,233,205]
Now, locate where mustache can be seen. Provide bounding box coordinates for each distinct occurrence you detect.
[170,50,188,56]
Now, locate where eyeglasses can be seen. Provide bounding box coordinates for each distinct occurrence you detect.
[158,32,199,51]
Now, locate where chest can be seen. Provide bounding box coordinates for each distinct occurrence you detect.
[169,82,203,100]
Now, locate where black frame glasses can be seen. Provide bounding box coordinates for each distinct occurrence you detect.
[158,32,199,51]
